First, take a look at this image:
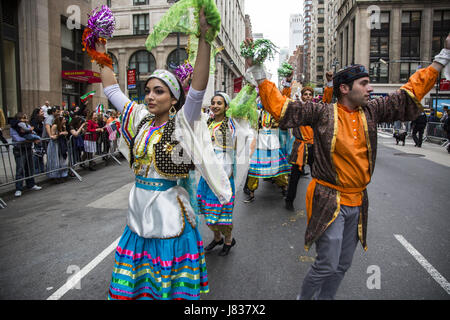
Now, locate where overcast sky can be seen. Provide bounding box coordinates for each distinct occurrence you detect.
[244,0,304,81]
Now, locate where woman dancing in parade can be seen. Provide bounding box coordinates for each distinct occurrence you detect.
[84,4,231,300]
[197,92,255,256]
[243,102,291,203]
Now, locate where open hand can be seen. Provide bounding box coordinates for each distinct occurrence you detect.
[95,40,107,54]
[243,38,255,67]
[199,7,211,39]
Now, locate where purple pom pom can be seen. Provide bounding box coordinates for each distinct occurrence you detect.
[85,5,116,50]
[175,62,194,82]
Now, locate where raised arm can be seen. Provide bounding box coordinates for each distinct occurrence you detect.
[183,8,212,124]
[95,42,130,113]
[370,34,450,123]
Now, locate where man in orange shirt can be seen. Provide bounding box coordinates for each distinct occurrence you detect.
[285,86,314,211]
[322,71,333,103]
[244,35,449,300]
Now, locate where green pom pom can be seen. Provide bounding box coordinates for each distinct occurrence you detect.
[240,39,278,64]
[145,0,221,52]
[278,62,294,77]
[226,84,259,128]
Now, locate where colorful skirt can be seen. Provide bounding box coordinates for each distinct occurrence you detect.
[247,148,291,178]
[108,220,209,300]
[197,176,235,226]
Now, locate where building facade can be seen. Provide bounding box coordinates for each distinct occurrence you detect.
[0,0,107,122]
[309,0,326,88]
[335,0,450,105]
[289,14,304,56]
[302,0,313,84]
[105,0,246,104]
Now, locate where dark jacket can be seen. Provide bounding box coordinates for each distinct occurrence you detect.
[412,112,427,130]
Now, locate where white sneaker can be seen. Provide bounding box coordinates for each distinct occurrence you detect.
[31,185,42,191]
[14,190,22,197]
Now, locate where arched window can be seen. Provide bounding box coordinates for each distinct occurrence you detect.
[109,52,119,75]
[166,49,188,72]
[129,50,156,74]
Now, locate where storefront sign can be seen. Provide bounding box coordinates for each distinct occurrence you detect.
[61,70,101,83]
[234,76,243,93]
[128,69,137,90]
[440,79,450,91]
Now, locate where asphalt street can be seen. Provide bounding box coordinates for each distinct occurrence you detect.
[0,134,449,300]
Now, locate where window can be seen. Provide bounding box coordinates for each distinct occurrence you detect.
[317,65,324,73]
[370,12,390,83]
[318,37,324,43]
[318,8,324,14]
[133,0,148,5]
[317,46,324,53]
[133,14,149,35]
[166,49,188,72]
[432,10,450,56]
[401,11,421,82]
[317,56,324,63]
[318,17,324,24]
[129,50,156,74]
[109,52,119,76]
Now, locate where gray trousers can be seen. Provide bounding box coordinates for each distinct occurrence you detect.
[298,205,360,300]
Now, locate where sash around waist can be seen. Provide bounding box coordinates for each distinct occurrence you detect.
[135,175,177,191]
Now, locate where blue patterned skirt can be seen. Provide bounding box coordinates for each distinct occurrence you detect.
[197,176,235,226]
[247,148,291,178]
[107,220,209,300]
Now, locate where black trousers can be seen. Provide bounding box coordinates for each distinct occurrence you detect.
[412,127,424,146]
[286,144,314,203]
[286,164,301,203]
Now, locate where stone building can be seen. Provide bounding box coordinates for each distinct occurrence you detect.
[104,0,246,104]
[0,0,107,121]
[334,0,450,103]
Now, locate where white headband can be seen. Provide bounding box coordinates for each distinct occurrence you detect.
[215,92,231,106]
[149,69,181,100]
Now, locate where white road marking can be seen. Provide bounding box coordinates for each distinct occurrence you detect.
[47,236,121,300]
[394,234,450,295]
[47,183,132,300]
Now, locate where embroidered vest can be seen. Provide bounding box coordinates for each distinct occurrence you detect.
[130,114,194,178]
[207,116,232,149]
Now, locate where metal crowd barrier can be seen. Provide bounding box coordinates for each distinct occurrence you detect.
[0,130,122,208]
[424,122,448,146]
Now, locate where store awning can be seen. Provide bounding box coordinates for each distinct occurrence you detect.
[61,70,101,84]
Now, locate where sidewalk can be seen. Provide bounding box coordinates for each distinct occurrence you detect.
[377,130,450,168]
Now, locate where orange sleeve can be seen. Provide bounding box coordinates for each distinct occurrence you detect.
[258,80,289,121]
[322,87,333,103]
[281,86,291,98]
[401,65,439,102]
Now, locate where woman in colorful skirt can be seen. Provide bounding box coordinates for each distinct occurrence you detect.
[244,103,291,203]
[197,92,255,256]
[92,8,231,300]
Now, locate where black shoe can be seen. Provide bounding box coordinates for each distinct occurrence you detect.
[244,194,254,203]
[205,238,224,252]
[243,186,250,196]
[89,166,96,171]
[299,171,309,176]
[219,238,236,256]
[285,200,294,211]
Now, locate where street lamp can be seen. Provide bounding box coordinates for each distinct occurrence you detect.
[167,0,181,66]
